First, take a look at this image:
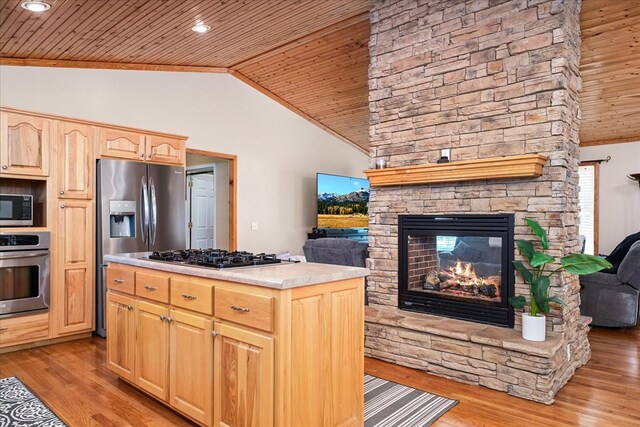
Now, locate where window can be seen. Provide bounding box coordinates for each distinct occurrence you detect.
[578,162,599,255]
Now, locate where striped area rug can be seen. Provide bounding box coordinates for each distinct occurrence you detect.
[365,375,458,427]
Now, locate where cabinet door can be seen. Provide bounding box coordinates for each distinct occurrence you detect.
[146,135,185,165]
[0,112,50,176]
[135,300,169,401]
[56,200,94,335]
[170,310,213,425]
[106,292,135,382]
[57,121,94,199]
[213,322,273,427]
[98,127,145,161]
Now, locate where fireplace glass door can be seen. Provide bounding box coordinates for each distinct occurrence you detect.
[399,215,514,327]
[407,235,503,304]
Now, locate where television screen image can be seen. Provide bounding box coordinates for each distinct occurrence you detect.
[317,173,369,229]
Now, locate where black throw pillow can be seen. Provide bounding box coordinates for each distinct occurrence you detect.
[602,231,640,274]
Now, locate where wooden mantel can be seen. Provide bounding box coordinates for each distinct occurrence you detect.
[364,154,548,187]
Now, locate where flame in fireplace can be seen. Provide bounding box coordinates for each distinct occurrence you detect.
[434,259,501,299]
[453,259,475,278]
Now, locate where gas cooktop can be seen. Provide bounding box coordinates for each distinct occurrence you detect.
[147,249,282,269]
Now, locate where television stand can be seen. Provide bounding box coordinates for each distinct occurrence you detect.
[307,228,368,243]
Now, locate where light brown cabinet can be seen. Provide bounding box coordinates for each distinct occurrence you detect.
[213,322,274,427]
[105,263,365,427]
[98,128,145,161]
[0,111,50,176]
[57,121,94,199]
[55,199,94,335]
[107,283,214,426]
[106,292,135,382]
[135,299,170,401]
[99,128,185,165]
[0,106,189,352]
[0,313,49,348]
[146,135,185,165]
[170,310,214,425]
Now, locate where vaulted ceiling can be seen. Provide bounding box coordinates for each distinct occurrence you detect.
[0,0,370,151]
[0,0,638,152]
[579,0,640,146]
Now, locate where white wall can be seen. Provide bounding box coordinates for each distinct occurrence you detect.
[580,142,640,254]
[0,65,369,253]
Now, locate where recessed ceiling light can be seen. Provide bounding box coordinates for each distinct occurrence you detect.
[20,0,51,12]
[191,23,211,33]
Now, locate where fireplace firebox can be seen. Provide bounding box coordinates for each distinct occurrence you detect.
[398,215,515,327]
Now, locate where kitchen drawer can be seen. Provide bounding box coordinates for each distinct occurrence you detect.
[215,288,274,333]
[171,279,213,315]
[0,313,49,348]
[107,266,135,295]
[136,271,170,303]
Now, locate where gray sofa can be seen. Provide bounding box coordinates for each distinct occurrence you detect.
[580,241,640,327]
[302,238,368,267]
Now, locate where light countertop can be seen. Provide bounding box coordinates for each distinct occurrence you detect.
[104,252,369,290]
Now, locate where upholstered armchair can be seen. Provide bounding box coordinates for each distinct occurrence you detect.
[580,241,640,327]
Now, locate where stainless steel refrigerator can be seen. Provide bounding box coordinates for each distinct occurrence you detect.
[95,159,186,337]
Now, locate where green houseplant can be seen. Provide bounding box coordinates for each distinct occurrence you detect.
[509,218,611,341]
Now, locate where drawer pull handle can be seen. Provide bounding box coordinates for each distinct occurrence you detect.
[144,285,157,291]
[114,279,125,284]
[211,330,218,337]
[127,305,133,311]
[181,294,197,300]
[166,316,173,323]
[159,315,166,321]
[230,305,250,313]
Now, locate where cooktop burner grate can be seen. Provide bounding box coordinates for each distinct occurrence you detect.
[148,249,282,269]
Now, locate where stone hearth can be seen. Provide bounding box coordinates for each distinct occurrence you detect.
[365,0,586,404]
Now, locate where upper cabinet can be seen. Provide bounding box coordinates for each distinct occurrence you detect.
[0,111,50,177]
[99,128,185,166]
[57,121,95,199]
[98,128,146,161]
[146,135,185,165]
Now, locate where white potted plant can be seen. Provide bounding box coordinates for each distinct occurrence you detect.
[509,218,611,341]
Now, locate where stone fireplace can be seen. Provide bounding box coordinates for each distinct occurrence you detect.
[365,0,588,404]
[399,214,515,327]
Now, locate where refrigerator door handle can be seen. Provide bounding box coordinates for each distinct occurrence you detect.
[150,176,157,245]
[141,176,149,245]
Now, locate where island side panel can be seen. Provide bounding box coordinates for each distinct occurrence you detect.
[289,278,365,426]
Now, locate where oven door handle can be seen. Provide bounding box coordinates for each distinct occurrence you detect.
[0,251,50,260]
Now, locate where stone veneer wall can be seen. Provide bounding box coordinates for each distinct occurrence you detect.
[366,0,587,403]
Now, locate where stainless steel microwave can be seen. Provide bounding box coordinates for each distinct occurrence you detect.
[0,194,33,226]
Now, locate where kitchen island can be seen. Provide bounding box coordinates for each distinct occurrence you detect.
[104,253,369,427]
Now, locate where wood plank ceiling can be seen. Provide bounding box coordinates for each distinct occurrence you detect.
[0,0,370,151]
[580,0,640,146]
[1,0,639,150]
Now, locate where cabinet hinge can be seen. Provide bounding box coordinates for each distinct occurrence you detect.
[188,222,193,229]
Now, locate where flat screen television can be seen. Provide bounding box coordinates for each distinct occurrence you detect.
[316,173,369,229]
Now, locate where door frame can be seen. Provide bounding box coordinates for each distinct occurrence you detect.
[186,148,237,251]
[186,165,216,249]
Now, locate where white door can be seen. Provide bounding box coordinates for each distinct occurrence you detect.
[189,174,215,249]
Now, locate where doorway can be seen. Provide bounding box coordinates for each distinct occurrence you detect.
[185,149,237,250]
[187,167,215,249]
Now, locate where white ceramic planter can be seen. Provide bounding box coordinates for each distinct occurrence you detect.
[522,313,546,341]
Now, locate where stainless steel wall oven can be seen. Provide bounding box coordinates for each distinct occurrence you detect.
[0,231,50,317]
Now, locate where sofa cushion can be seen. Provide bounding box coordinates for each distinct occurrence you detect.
[580,271,623,287]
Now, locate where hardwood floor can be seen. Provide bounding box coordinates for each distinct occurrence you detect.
[367,325,640,427]
[0,325,637,426]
